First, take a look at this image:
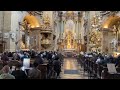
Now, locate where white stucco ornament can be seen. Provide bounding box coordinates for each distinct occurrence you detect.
[4,33,9,38]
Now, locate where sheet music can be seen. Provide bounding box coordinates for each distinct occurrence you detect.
[23,58,30,68]
[107,63,117,74]
[21,58,31,71]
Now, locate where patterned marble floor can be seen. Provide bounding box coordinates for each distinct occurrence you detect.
[60,58,88,79]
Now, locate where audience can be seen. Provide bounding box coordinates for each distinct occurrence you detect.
[1,50,120,79]
[0,50,64,79]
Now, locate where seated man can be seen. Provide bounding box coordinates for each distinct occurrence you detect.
[11,63,27,79]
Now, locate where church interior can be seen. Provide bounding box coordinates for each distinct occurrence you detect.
[0,11,120,79]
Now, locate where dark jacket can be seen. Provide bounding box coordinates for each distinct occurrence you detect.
[1,55,9,61]
[34,55,43,64]
[53,60,61,72]
[11,70,27,79]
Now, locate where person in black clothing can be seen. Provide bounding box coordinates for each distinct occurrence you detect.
[53,56,61,78]
[11,63,27,79]
[34,55,44,64]
[8,52,13,57]
[1,52,9,61]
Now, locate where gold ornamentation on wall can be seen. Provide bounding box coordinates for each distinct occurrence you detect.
[89,30,101,47]
[43,14,50,25]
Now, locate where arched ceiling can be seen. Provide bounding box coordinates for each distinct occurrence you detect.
[103,16,120,28]
[23,14,40,28]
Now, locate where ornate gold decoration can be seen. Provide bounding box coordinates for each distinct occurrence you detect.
[66,11,74,19]
[89,30,101,47]
[20,40,25,49]
[67,11,74,15]
[91,15,102,31]
[42,14,52,29]
[43,14,50,25]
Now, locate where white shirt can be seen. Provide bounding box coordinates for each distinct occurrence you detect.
[52,55,55,59]
[96,58,101,64]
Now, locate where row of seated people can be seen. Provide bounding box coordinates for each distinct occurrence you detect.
[0,50,37,61]
[77,52,120,79]
[0,62,41,79]
[0,51,63,79]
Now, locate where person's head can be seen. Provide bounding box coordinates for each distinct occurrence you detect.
[54,56,59,61]
[33,62,39,68]
[2,65,10,73]
[4,52,6,55]
[24,52,27,55]
[16,63,22,69]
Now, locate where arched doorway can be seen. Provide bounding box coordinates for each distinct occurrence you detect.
[102,15,120,54]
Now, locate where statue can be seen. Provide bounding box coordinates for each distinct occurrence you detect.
[112,38,117,51]
[43,14,50,28]
[67,33,71,49]
[66,31,74,49]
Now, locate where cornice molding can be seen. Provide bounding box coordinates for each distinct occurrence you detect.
[27,11,43,17]
[100,11,119,17]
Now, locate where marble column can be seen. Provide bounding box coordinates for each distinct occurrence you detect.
[25,31,28,49]
[36,33,38,50]
[86,12,90,53]
[76,21,79,39]
[39,32,41,51]
[51,31,54,50]
[59,20,62,39]
[63,21,64,33]
[27,35,30,49]
[57,21,60,38]
[75,21,77,35]
[61,20,64,38]
[78,21,80,40]
[101,28,109,54]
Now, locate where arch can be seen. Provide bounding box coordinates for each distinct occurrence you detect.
[102,16,120,28]
[23,14,40,28]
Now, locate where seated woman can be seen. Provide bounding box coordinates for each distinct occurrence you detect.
[11,63,27,79]
[0,65,15,79]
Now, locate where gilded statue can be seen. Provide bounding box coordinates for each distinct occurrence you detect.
[43,14,50,25]
[66,31,74,49]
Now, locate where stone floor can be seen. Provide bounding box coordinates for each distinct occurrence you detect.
[60,58,88,79]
